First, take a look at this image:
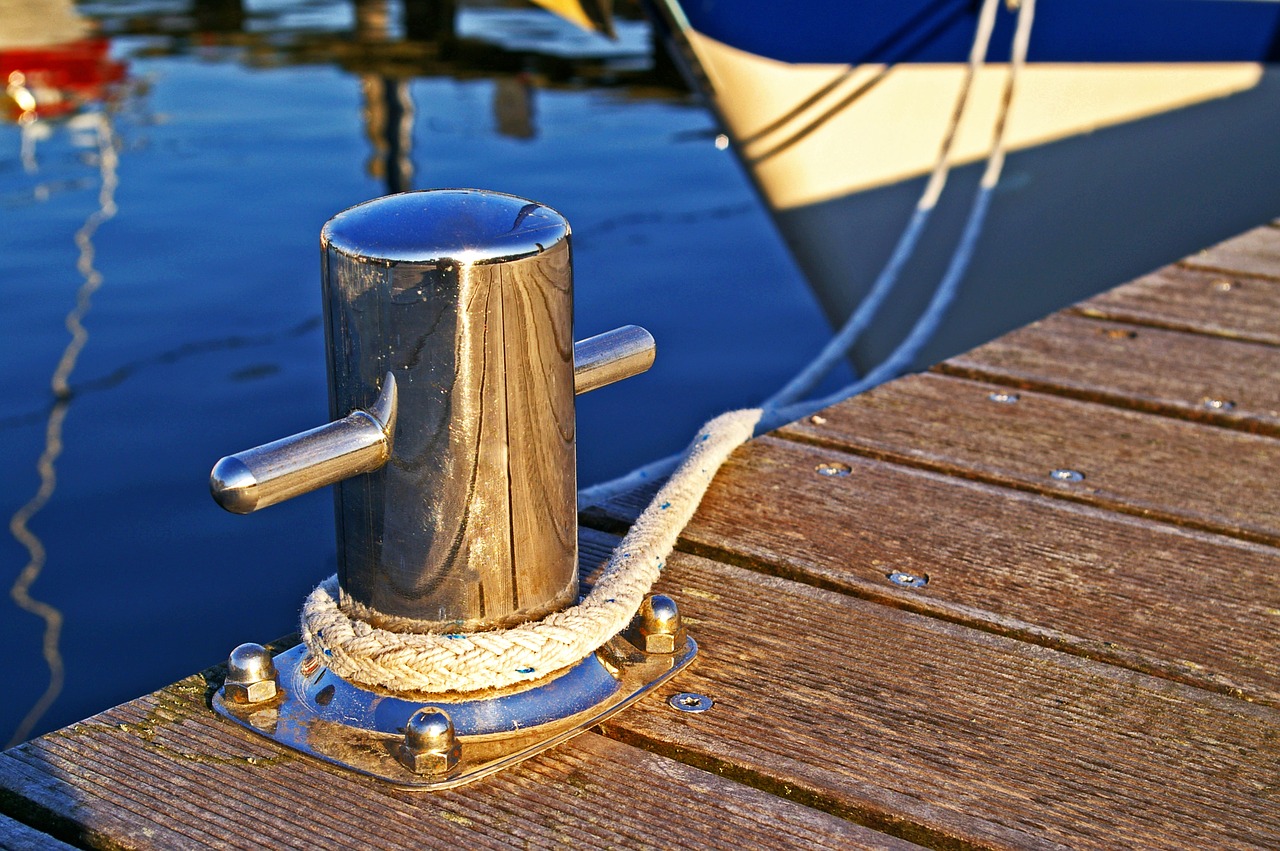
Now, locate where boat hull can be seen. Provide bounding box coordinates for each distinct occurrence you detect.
[650,0,1280,374]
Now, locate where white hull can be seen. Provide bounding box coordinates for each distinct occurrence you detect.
[688,30,1265,209]
[671,27,1280,373]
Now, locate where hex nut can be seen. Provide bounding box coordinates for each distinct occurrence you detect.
[224,679,278,704]
[637,630,678,655]
[396,741,461,776]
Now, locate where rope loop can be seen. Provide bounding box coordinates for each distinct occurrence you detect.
[301,408,761,694]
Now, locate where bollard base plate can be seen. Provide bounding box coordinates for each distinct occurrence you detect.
[213,635,696,790]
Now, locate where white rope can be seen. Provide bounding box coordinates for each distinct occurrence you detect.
[301,408,761,694]
[763,0,1038,429]
[761,0,1004,410]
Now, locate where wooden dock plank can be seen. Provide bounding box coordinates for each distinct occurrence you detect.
[779,373,1280,546]
[0,698,909,851]
[10,530,1272,850]
[603,544,1280,851]
[1074,265,1280,346]
[0,602,916,851]
[938,313,1280,434]
[671,436,1280,705]
[0,811,75,851]
[1182,224,1280,282]
[579,478,661,535]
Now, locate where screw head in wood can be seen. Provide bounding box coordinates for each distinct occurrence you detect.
[669,693,713,713]
[887,571,929,589]
[1050,469,1084,482]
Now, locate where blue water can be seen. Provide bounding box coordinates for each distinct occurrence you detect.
[0,6,836,744]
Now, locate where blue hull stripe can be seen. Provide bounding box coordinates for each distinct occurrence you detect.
[676,0,1280,64]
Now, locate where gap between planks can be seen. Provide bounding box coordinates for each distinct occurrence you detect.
[658,435,1280,708]
[776,373,1280,548]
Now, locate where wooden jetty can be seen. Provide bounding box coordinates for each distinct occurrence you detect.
[2,223,1278,849]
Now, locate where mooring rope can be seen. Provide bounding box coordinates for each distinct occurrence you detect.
[579,0,1037,508]
[761,0,1004,410]
[577,0,1008,510]
[764,0,1038,429]
[301,408,761,694]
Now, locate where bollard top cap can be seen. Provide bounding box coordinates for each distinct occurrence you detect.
[322,189,570,266]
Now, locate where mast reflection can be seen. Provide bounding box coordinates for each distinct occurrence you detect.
[3,0,126,747]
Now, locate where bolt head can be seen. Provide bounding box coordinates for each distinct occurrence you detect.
[640,594,680,635]
[404,707,455,751]
[227,643,277,684]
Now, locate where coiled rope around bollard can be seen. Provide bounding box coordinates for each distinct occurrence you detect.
[300,408,761,694]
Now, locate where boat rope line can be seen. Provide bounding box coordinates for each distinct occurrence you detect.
[764,0,1037,430]
[301,408,761,694]
[762,0,1003,410]
[576,0,1013,508]
[7,112,119,749]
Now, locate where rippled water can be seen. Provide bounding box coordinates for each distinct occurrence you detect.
[0,1,832,743]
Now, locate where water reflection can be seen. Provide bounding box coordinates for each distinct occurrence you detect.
[0,0,144,745]
[354,1,418,191]
[6,109,119,747]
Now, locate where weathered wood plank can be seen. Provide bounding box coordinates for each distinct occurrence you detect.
[673,436,1280,705]
[0,619,913,851]
[1074,264,1280,346]
[0,811,76,851]
[779,373,1280,546]
[0,707,907,851]
[937,313,1280,434]
[601,541,1280,851]
[1182,224,1280,281]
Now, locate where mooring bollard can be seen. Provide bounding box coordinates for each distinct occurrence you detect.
[208,190,695,789]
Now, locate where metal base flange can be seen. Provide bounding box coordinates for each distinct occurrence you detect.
[213,635,696,790]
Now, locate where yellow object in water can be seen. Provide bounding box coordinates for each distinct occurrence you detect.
[528,0,615,37]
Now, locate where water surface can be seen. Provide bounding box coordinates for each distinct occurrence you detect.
[0,1,829,743]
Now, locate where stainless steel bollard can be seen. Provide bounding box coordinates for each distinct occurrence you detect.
[211,189,655,631]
